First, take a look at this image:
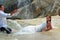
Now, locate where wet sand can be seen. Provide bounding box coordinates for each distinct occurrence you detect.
[0,15,60,40]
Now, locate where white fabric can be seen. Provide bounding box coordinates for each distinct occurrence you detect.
[14,22,46,35]
[17,22,46,33]
[36,22,46,32]
[0,10,11,28]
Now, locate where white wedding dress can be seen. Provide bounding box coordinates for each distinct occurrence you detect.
[14,22,47,35]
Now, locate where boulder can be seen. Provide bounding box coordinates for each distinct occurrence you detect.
[0,0,60,19]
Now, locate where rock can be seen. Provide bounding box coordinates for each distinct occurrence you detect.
[0,0,60,19]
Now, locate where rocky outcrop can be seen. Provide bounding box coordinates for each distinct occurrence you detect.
[0,0,60,19]
[11,0,60,19]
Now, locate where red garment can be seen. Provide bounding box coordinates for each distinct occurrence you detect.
[46,22,52,31]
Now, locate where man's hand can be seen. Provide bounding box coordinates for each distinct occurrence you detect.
[10,9,18,16]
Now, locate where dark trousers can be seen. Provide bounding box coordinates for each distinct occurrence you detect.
[0,27,12,34]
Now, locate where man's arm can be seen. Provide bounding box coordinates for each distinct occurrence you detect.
[0,12,11,17]
[10,9,18,16]
[0,9,18,17]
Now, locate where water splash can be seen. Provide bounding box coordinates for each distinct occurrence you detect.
[8,19,22,29]
[14,22,46,35]
[14,20,58,35]
[14,26,36,35]
[7,18,58,35]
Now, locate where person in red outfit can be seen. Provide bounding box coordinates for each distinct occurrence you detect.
[46,15,52,31]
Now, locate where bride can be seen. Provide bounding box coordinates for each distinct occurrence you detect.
[15,15,54,34]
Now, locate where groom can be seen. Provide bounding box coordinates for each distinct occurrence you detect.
[0,4,18,34]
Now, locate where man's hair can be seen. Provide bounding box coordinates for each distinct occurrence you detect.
[0,4,3,7]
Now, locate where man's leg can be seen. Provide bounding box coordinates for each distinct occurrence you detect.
[0,27,12,34]
[5,27,12,34]
[7,27,12,32]
[0,27,5,32]
[0,28,2,31]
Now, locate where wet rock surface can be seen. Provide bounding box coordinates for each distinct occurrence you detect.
[0,0,60,19]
